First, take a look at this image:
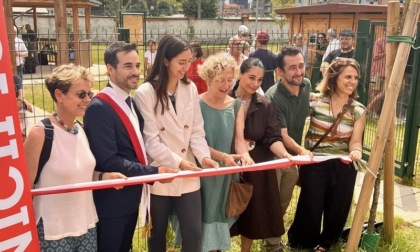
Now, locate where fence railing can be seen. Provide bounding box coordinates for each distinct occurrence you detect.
[10,29,420,185]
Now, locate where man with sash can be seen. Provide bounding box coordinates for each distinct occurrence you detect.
[84,42,177,252]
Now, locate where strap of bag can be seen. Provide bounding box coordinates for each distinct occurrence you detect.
[34,117,54,185]
[231,99,239,153]
[310,98,353,152]
[231,99,239,180]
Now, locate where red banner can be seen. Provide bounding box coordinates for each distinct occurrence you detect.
[0,2,40,251]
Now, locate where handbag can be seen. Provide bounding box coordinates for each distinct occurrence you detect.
[226,173,253,218]
[225,99,253,218]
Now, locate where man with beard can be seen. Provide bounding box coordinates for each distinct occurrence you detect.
[320,29,355,76]
[84,42,177,252]
[264,46,312,252]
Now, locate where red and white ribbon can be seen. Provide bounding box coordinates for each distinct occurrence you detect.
[32,155,352,197]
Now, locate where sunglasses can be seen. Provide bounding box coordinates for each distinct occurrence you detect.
[232,42,244,47]
[318,37,325,39]
[76,91,94,99]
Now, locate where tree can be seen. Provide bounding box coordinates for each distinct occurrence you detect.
[271,0,294,28]
[102,0,148,27]
[182,0,218,18]
[157,0,173,16]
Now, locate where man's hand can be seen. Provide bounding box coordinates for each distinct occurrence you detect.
[103,172,127,190]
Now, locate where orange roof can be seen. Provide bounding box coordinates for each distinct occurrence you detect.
[275,3,401,14]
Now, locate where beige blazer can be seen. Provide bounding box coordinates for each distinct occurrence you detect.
[134,81,210,196]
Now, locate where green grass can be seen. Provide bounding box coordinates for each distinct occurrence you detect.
[90,43,146,70]
[130,187,420,251]
[23,83,55,114]
[363,117,420,187]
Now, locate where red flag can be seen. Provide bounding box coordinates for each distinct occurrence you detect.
[0,1,40,250]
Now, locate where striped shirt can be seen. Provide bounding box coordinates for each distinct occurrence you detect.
[305,94,366,155]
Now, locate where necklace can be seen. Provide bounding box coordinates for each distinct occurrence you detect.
[53,112,79,135]
[235,90,252,116]
[235,90,251,104]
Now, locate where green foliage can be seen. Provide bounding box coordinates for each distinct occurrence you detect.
[182,0,218,18]
[145,0,182,16]
[157,0,173,16]
[102,0,150,26]
[270,0,294,28]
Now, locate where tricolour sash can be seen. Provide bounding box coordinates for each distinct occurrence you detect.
[95,93,146,165]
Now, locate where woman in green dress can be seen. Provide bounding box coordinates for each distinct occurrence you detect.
[197,53,253,252]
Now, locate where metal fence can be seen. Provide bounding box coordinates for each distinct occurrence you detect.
[355,20,420,186]
[10,26,420,251]
[12,27,420,185]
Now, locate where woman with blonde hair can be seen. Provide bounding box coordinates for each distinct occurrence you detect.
[288,58,366,252]
[197,53,253,251]
[24,64,125,251]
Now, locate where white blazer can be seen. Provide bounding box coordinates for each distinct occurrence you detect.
[134,81,210,196]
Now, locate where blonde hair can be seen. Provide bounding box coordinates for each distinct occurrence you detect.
[317,58,360,99]
[197,53,239,83]
[45,64,94,102]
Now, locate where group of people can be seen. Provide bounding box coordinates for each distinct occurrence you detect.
[24,28,366,252]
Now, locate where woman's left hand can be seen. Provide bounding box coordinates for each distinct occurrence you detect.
[202,157,219,168]
[349,148,362,161]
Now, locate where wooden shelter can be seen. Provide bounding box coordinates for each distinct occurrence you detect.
[274,3,401,38]
[5,0,101,71]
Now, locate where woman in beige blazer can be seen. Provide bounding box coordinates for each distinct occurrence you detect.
[135,34,218,252]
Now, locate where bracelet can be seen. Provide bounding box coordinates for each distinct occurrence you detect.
[98,172,104,181]
[352,147,362,153]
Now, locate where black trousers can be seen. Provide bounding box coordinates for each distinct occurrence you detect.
[148,190,202,252]
[96,211,138,252]
[288,159,357,250]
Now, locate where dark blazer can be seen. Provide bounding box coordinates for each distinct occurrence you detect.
[84,90,158,218]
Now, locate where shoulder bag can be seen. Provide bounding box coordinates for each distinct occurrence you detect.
[226,99,253,218]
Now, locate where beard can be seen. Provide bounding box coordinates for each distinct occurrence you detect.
[283,76,303,87]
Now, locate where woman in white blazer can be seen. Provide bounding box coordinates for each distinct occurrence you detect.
[134,34,218,252]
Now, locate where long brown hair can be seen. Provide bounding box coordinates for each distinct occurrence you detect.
[144,34,192,115]
[317,58,360,99]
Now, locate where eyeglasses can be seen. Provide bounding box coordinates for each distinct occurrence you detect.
[232,42,244,47]
[76,91,94,99]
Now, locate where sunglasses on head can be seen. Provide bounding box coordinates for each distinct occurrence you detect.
[76,91,94,99]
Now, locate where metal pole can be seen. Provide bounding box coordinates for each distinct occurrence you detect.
[198,0,201,19]
[256,0,259,29]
